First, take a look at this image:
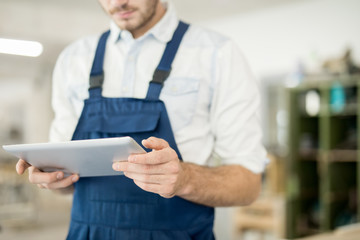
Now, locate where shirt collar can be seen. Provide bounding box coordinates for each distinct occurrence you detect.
[109,0,179,44]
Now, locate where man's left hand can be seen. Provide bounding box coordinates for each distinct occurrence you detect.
[112,137,188,198]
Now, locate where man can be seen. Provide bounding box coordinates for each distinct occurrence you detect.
[16,0,267,239]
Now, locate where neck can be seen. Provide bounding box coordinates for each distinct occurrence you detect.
[132,2,166,39]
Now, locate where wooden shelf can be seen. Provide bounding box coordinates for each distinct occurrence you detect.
[234,196,285,238]
[299,104,358,118]
[330,103,358,117]
[297,227,321,238]
[286,74,360,239]
[299,149,319,161]
[299,189,318,199]
[300,114,320,118]
[329,191,354,202]
[328,149,358,162]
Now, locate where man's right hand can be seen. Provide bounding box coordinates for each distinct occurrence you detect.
[16,159,79,191]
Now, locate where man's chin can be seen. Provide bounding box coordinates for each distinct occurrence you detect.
[113,20,135,31]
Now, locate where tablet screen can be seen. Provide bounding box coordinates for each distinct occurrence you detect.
[2,137,146,177]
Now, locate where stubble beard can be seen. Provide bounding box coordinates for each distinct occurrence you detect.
[109,1,158,33]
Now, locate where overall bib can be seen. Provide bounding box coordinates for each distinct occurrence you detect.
[67,22,215,240]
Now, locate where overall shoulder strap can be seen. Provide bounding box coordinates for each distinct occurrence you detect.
[146,21,190,100]
[88,30,111,98]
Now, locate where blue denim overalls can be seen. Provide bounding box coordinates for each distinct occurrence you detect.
[66,22,215,240]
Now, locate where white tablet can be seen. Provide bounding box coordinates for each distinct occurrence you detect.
[2,137,146,177]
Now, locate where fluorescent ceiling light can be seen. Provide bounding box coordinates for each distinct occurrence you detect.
[0,38,43,57]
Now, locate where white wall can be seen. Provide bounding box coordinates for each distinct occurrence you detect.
[198,0,360,78]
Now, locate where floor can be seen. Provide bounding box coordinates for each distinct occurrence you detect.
[0,191,71,240]
[0,190,268,240]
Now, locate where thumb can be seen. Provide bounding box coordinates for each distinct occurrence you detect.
[142,137,169,151]
[16,159,32,175]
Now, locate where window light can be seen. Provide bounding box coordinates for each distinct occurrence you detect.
[0,38,43,57]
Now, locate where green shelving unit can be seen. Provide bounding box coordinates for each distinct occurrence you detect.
[285,74,360,239]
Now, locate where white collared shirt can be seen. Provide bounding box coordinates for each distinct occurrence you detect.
[49,2,267,173]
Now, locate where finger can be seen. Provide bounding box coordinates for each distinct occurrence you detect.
[133,180,175,198]
[45,174,79,189]
[16,159,31,175]
[142,137,169,151]
[113,161,162,174]
[28,167,64,184]
[113,161,179,175]
[133,179,162,194]
[124,171,177,185]
[128,147,177,165]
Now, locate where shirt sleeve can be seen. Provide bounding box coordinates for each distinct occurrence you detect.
[48,49,80,142]
[210,40,268,174]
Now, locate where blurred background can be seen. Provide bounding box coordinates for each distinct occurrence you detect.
[1,0,360,239]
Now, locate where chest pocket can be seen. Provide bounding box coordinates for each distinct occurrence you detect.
[160,77,200,132]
